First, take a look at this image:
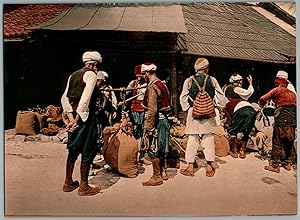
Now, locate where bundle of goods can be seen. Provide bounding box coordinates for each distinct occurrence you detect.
[102,118,138,178]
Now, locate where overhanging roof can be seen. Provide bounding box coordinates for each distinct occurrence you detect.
[180,3,296,64]
[32,4,187,34]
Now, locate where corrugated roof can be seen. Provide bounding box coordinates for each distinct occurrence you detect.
[3,4,72,39]
[180,2,296,63]
[32,4,187,34]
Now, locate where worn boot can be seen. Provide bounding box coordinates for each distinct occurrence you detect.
[78,163,101,196]
[63,160,79,192]
[239,139,247,159]
[229,136,238,158]
[160,155,169,181]
[142,158,163,186]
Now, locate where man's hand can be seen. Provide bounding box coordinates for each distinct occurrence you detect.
[247,75,253,85]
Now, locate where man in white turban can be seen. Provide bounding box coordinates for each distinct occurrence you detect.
[98,71,118,126]
[225,73,254,101]
[276,70,296,94]
[140,62,172,186]
[223,72,256,159]
[60,51,102,196]
[179,58,228,177]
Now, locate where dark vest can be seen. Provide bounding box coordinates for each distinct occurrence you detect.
[67,67,87,100]
[225,84,240,99]
[189,74,215,100]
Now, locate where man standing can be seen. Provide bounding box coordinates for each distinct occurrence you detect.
[61,51,102,196]
[179,58,228,177]
[259,77,296,173]
[276,70,296,94]
[141,62,172,186]
[100,71,118,126]
[126,65,149,164]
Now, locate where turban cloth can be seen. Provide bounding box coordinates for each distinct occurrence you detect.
[82,51,102,64]
[96,71,105,80]
[194,58,209,72]
[276,70,288,80]
[141,63,157,73]
[229,74,243,83]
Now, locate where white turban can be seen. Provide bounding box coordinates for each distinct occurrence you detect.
[82,51,102,64]
[141,63,157,73]
[96,71,105,80]
[276,70,288,80]
[229,74,243,83]
[194,58,209,72]
[101,71,108,78]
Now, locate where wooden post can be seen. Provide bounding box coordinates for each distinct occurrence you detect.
[170,52,178,116]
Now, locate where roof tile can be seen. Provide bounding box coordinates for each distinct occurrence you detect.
[4,4,72,39]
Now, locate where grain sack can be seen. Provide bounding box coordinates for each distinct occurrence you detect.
[103,124,138,178]
[214,126,230,157]
[15,111,37,136]
[35,113,47,131]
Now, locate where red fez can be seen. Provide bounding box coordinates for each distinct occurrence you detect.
[134,65,142,75]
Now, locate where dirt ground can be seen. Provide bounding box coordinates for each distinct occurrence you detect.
[4,129,298,217]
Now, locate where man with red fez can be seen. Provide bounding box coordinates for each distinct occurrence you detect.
[179,58,228,177]
[126,65,149,164]
[61,51,102,196]
[141,62,172,186]
[259,77,296,173]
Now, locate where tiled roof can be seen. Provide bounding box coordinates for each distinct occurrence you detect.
[4,4,72,39]
[180,2,296,64]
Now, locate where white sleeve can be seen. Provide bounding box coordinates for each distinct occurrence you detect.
[234,85,254,101]
[211,76,229,108]
[76,71,97,122]
[110,89,118,110]
[179,77,192,111]
[60,76,73,113]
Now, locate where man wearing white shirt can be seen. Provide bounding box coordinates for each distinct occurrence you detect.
[224,73,256,159]
[61,51,102,196]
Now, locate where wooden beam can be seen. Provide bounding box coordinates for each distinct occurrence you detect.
[170,52,178,116]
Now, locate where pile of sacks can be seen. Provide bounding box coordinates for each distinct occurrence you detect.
[15,105,64,136]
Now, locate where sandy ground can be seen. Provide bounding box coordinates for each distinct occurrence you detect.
[4,129,298,217]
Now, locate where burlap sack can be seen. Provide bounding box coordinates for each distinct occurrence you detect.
[103,127,138,178]
[15,111,37,136]
[214,126,230,157]
[35,113,47,131]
